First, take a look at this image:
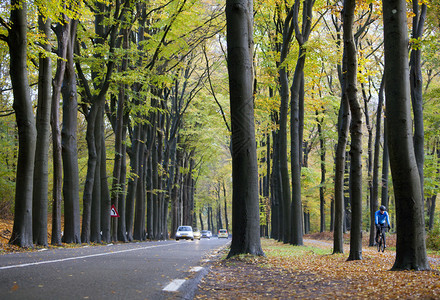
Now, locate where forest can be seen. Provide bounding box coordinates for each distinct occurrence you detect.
[0,0,439,270]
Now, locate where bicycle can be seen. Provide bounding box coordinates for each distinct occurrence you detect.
[377,225,387,252]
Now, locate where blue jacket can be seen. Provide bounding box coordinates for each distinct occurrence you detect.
[375,210,390,227]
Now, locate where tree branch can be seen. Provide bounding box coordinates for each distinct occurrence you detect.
[203,45,231,133]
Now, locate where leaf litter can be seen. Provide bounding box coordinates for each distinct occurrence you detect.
[195,236,440,299]
[2,218,440,299]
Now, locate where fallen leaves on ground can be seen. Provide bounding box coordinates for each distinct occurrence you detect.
[195,237,440,299]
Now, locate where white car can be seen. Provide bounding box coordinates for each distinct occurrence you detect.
[200,230,212,239]
[193,229,201,240]
[175,225,194,241]
[218,229,228,238]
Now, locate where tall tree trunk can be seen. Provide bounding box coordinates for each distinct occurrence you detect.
[362,81,375,247]
[117,121,128,242]
[428,194,436,230]
[381,118,389,208]
[290,52,305,246]
[264,134,270,237]
[90,102,103,244]
[371,77,385,246]
[317,111,326,233]
[271,125,282,240]
[51,20,70,246]
[125,124,140,241]
[146,155,153,239]
[100,127,111,243]
[199,212,204,231]
[207,206,212,232]
[226,0,264,258]
[344,152,351,232]
[330,196,334,232]
[333,90,350,253]
[8,0,36,248]
[133,126,147,241]
[33,14,52,247]
[223,180,229,233]
[217,196,223,231]
[332,5,350,254]
[61,19,81,244]
[156,113,165,239]
[410,2,427,199]
[383,0,430,270]
[277,7,294,244]
[111,28,129,242]
[290,0,315,247]
[170,147,182,238]
[344,0,363,262]
[81,103,99,244]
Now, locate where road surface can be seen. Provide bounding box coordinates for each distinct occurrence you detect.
[0,237,230,299]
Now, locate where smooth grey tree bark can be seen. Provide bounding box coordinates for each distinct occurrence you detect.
[332,9,349,254]
[277,7,294,244]
[223,180,230,233]
[226,0,264,258]
[361,80,375,247]
[370,78,385,246]
[100,123,111,243]
[410,2,427,198]
[333,63,350,254]
[383,0,430,271]
[317,110,326,233]
[61,19,81,244]
[110,27,129,242]
[271,127,283,241]
[51,19,69,246]
[344,0,363,262]
[290,0,315,246]
[381,118,389,208]
[33,13,52,247]
[7,0,36,248]
[125,124,141,241]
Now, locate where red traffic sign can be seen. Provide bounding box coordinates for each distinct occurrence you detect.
[111,204,120,217]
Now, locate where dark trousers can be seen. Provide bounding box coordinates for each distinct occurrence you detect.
[375,225,387,245]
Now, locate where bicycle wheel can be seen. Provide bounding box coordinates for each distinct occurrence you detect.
[377,236,382,252]
[377,232,385,252]
[380,232,386,252]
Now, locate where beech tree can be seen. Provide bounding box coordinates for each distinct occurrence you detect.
[344,0,363,261]
[226,0,264,258]
[332,11,350,255]
[410,1,427,197]
[383,0,430,271]
[2,0,37,248]
[51,13,71,246]
[289,0,315,246]
[276,3,294,244]
[61,18,81,244]
[32,11,52,247]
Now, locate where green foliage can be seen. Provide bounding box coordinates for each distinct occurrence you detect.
[426,221,440,251]
[0,117,16,217]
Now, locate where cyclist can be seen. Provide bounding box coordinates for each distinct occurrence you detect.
[375,205,391,247]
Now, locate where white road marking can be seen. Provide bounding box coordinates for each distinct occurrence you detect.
[162,279,186,292]
[0,243,174,271]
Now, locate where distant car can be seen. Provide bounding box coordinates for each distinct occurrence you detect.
[218,229,228,238]
[200,230,212,239]
[193,228,201,240]
[175,226,194,241]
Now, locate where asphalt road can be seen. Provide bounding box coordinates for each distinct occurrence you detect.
[0,237,230,300]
